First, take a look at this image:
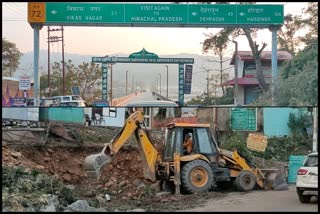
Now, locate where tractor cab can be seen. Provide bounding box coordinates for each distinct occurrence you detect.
[162,123,220,162]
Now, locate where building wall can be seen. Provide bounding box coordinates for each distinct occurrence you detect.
[244,86,262,105]
[197,107,263,132]
[263,107,308,137]
[237,86,245,105]
[2,107,39,121]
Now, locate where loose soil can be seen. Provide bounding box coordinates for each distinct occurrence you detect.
[2,125,224,211]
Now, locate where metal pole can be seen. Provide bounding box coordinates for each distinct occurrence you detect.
[206,70,209,98]
[156,77,158,93]
[132,75,134,92]
[47,26,51,97]
[61,26,65,95]
[126,70,128,96]
[232,41,239,106]
[33,25,40,106]
[165,65,168,98]
[271,28,278,106]
[158,73,161,95]
[110,64,113,105]
[313,107,318,152]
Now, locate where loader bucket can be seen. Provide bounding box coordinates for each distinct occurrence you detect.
[264,171,288,191]
[83,153,112,177]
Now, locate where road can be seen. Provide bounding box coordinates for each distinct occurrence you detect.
[179,185,318,212]
[116,90,161,106]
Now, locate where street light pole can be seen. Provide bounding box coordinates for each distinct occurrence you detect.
[110,64,113,105]
[126,70,128,96]
[232,40,239,106]
[164,65,168,98]
[158,73,161,95]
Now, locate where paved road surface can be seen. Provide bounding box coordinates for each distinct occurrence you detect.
[116,90,160,106]
[179,185,318,212]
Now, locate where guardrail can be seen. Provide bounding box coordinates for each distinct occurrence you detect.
[112,92,139,106]
[151,91,174,102]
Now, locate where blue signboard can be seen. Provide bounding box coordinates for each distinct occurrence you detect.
[184,64,193,94]
[102,63,108,101]
[178,64,185,106]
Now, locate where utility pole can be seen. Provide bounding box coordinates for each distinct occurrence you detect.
[47,26,65,95]
[47,26,50,97]
[164,65,168,98]
[61,26,65,95]
[233,40,239,106]
[126,70,128,95]
[313,107,318,152]
[158,73,161,95]
[110,63,113,105]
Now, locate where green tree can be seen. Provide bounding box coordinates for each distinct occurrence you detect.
[202,28,233,95]
[277,14,304,55]
[40,60,102,100]
[300,2,318,45]
[201,2,269,93]
[2,38,23,77]
[75,62,102,99]
[274,42,318,106]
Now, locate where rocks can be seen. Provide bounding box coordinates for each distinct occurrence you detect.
[39,194,59,212]
[119,180,127,188]
[10,152,22,159]
[149,182,161,193]
[127,208,146,212]
[62,173,72,182]
[63,200,97,212]
[156,192,171,197]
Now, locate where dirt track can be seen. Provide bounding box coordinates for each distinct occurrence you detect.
[180,185,318,212]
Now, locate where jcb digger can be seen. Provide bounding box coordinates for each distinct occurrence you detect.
[84,111,287,194]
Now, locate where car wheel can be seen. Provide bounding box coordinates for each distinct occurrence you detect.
[297,189,311,203]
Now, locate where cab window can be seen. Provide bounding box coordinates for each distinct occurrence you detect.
[196,128,215,154]
[163,129,176,160]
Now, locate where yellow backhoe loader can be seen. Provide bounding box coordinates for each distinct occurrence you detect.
[84,111,287,194]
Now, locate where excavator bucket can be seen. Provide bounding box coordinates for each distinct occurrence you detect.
[263,171,288,191]
[83,144,112,177]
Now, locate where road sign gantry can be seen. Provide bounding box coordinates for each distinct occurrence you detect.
[29,3,283,27]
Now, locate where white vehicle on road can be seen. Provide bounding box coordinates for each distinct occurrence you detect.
[296,152,318,203]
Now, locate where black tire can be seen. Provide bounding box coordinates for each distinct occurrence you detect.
[235,171,256,191]
[181,160,213,193]
[297,189,311,203]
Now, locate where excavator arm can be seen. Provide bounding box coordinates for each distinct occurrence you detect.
[83,111,159,181]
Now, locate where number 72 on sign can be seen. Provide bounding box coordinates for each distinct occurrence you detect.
[28,2,46,23]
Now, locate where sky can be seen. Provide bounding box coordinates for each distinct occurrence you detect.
[2,2,309,57]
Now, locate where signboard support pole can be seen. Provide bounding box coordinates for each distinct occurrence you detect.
[102,63,108,101]
[178,64,185,106]
[33,25,41,106]
[270,27,279,106]
[313,107,318,152]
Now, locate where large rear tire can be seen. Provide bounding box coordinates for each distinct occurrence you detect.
[235,171,256,191]
[181,160,213,193]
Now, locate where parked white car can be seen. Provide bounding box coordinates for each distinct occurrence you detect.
[296,152,318,203]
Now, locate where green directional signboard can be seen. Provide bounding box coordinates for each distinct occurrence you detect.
[39,3,283,27]
[92,56,194,64]
[231,108,257,131]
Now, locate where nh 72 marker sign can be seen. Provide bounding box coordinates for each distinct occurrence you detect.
[28,3,284,27]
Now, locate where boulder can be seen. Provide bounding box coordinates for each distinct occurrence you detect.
[63,200,97,212]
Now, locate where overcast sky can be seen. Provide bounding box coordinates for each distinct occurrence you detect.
[2,2,308,57]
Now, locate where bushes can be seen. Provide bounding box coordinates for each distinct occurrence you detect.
[220,132,312,162]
